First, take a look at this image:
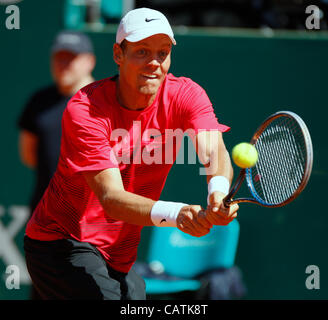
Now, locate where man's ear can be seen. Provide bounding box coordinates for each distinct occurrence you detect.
[113,43,124,66]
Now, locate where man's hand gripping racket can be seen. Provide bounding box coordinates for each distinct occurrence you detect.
[223,111,313,209]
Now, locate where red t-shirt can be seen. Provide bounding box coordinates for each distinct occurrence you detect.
[25,73,230,273]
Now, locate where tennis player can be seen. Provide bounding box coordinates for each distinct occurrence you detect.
[24,8,239,300]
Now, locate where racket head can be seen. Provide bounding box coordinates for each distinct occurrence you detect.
[245,111,313,207]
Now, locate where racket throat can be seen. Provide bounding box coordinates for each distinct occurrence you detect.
[223,169,246,207]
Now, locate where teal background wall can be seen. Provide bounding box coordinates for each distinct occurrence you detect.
[0,1,327,299]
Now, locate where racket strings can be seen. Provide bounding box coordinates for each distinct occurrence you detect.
[250,116,308,205]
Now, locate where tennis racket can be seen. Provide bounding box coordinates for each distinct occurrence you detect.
[223,111,313,208]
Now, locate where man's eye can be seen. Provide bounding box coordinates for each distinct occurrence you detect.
[136,49,146,56]
[159,51,168,58]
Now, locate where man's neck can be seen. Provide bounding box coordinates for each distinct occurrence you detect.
[115,78,156,111]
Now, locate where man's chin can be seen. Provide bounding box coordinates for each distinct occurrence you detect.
[139,81,162,95]
[139,87,157,95]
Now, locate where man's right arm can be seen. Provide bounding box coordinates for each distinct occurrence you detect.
[83,168,212,237]
[83,167,155,226]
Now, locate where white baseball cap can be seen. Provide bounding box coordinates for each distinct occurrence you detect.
[116,8,176,45]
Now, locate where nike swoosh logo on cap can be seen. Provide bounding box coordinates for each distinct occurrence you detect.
[145,18,159,22]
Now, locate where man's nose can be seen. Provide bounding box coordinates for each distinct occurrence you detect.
[147,53,162,67]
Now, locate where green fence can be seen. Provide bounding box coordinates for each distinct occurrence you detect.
[1,1,327,299]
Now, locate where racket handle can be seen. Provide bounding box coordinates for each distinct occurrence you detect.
[222,197,231,208]
[221,169,246,209]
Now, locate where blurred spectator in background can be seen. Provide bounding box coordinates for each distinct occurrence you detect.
[18,30,96,216]
[135,0,328,30]
[64,0,328,30]
[17,30,96,299]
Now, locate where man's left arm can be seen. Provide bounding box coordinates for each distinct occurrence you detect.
[194,130,239,225]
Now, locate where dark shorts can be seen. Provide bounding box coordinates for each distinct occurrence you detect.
[24,236,146,300]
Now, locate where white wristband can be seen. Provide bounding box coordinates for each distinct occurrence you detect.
[150,201,188,227]
[207,176,230,205]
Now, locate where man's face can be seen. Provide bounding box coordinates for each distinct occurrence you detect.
[116,34,172,96]
[51,50,94,88]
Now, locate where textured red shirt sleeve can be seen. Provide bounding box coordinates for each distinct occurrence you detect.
[60,92,119,174]
[176,79,230,133]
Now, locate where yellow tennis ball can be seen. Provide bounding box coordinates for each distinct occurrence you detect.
[232,142,258,168]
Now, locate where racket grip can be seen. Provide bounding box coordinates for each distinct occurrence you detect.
[222,197,231,208]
